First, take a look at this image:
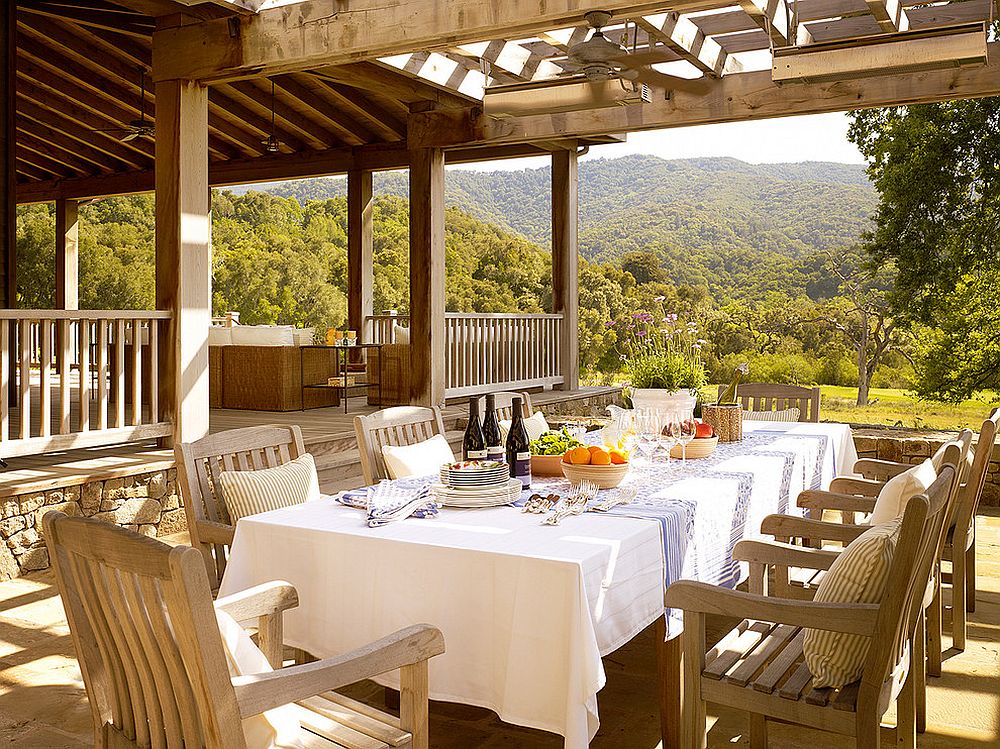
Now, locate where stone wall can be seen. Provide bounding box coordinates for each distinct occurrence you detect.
[1,469,185,581]
[852,428,1000,507]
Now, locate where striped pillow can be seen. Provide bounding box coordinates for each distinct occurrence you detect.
[743,407,801,422]
[218,453,320,522]
[803,518,902,688]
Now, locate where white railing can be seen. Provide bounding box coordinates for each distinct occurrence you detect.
[366,312,564,398]
[0,310,173,458]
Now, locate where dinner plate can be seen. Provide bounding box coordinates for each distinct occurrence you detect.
[431,478,522,508]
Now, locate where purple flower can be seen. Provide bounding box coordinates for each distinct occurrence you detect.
[605,320,616,328]
[636,330,647,337]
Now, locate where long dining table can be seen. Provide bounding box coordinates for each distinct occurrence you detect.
[219,420,857,748]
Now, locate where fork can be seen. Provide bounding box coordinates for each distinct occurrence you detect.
[589,484,638,512]
[543,480,599,525]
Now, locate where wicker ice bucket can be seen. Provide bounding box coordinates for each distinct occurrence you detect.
[701,404,743,443]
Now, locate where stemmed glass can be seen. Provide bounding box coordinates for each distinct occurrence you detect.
[657,409,678,464]
[676,408,696,464]
[635,409,660,466]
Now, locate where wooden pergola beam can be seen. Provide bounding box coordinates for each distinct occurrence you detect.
[271,74,375,146]
[738,0,790,46]
[479,41,1000,142]
[309,78,406,141]
[866,0,910,33]
[637,12,739,76]
[152,0,695,82]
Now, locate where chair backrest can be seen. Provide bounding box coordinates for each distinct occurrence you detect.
[354,406,447,485]
[952,408,1000,539]
[861,441,962,706]
[44,512,246,749]
[719,383,821,422]
[176,425,307,590]
[475,391,533,422]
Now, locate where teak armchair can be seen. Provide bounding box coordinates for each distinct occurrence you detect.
[44,512,445,749]
[719,383,821,422]
[354,406,448,485]
[176,424,307,591]
[665,462,958,749]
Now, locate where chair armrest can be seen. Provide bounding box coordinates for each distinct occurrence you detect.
[196,519,236,546]
[233,624,445,718]
[665,581,878,636]
[829,476,884,497]
[733,538,841,571]
[854,458,910,480]
[214,581,299,623]
[797,490,876,515]
[759,515,869,545]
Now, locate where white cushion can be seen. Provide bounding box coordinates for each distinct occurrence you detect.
[231,325,297,347]
[803,519,902,689]
[392,323,410,345]
[743,408,800,422]
[294,328,315,347]
[869,459,937,525]
[499,411,549,443]
[215,609,304,749]
[381,434,454,480]
[208,326,232,346]
[218,454,320,523]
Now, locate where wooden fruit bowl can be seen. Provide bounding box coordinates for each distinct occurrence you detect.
[669,436,718,459]
[531,454,566,477]
[561,460,629,489]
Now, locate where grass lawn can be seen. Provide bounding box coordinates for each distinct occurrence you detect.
[696,384,998,431]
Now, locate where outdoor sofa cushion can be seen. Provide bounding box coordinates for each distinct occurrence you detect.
[218,453,321,522]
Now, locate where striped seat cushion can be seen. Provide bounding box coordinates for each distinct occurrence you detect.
[743,407,801,422]
[218,453,320,522]
[803,518,902,688]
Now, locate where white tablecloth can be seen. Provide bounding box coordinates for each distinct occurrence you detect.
[220,420,856,747]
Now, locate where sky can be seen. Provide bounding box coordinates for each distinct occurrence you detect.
[450,112,865,172]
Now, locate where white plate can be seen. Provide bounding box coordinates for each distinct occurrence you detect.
[431,478,523,508]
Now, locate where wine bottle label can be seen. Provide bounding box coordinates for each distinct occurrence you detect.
[465,449,487,460]
[513,452,531,489]
[486,446,505,461]
[515,451,531,461]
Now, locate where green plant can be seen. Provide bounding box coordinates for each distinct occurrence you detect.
[611,299,707,392]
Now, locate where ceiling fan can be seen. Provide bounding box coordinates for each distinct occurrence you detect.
[93,67,155,142]
[557,10,711,95]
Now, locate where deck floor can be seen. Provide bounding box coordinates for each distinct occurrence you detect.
[1,510,998,748]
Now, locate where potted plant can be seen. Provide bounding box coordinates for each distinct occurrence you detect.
[611,299,707,413]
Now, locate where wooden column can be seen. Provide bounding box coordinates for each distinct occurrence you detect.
[347,169,373,341]
[0,0,14,311]
[55,199,79,310]
[408,147,446,407]
[552,148,580,391]
[155,79,211,443]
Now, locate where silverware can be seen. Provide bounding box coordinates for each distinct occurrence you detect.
[589,484,638,512]
[543,480,599,525]
[523,492,559,514]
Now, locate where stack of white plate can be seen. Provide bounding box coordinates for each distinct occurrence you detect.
[431,478,523,508]
[438,460,509,490]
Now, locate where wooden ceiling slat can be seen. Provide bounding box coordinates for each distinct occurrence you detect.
[315,61,477,108]
[686,10,758,36]
[207,88,309,153]
[16,106,143,172]
[16,130,95,176]
[16,160,59,182]
[225,79,344,150]
[308,77,406,141]
[19,3,155,38]
[272,74,375,145]
[713,28,770,53]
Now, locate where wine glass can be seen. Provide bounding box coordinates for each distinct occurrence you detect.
[656,409,677,464]
[635,409,660,465]
[676,408,696,464]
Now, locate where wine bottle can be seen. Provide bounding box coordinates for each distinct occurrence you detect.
[719,363,748,405]
[482,393,504,462]
[463,397,487,461]
[506,397,532,489]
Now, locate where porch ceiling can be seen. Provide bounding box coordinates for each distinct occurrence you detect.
[11,0,999,204]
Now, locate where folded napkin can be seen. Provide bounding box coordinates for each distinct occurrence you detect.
[337,480,439,527]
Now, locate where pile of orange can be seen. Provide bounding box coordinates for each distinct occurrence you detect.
[563,444,628,466]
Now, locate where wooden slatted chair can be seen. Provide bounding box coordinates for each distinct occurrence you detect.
[176,424,307,592]
[719,383,821,422]
[475,391,533,421]
[666,460,958,749]
[753,439,967,735]
[43,512,445,749]
[354,406,448,485]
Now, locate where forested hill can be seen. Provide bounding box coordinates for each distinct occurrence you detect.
[244,155,875,261]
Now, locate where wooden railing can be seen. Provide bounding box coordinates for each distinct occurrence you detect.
[0,310,173,458]
[366,312,564,398]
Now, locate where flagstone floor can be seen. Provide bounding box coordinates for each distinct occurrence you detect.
[1,510,998,748]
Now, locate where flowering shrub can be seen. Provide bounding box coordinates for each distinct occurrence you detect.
[609,297,707,392]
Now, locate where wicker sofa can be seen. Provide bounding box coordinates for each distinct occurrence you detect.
[208,325,340,411]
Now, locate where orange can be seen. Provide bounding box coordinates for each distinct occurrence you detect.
[588,445,604,454]
[568,446,592,465]
[609,449,628,465]
[590,449,612,466]
[563,449,575,462]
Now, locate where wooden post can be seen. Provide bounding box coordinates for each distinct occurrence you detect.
[408,147,446,407]
[55,199,79,376]
[552,148,580,391]
[347,169,374,342]
[0,0,14,311]
[155,78,211,443]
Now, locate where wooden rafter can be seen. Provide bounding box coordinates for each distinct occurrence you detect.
[864,0,909,33]
[637,12,739,76]
[16,105,145,172]
[377,53,486,102]
[225,78,343,150]
[16,128,98,176]
[207,87,308,153]
[308,77,406,141]
[738,0,790,45]
[312,61,474,109]
[19,2,155,38]
[450,40,563,82]
[272,73,376,145]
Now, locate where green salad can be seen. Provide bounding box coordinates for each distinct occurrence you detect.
[530,428,584,456]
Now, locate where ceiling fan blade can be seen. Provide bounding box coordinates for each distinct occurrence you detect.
[120,132,139,142]
[632,67,713,94]
[611,49,676,67]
